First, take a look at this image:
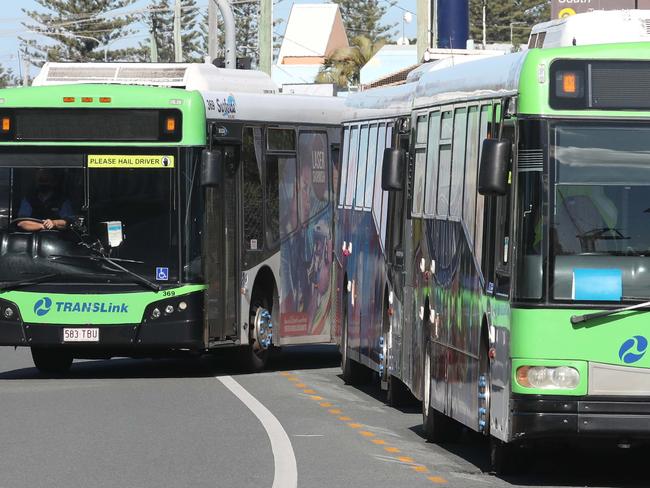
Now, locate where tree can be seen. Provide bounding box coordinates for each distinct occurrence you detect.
[138,0,203,62]
[0,65,17,88]
[333,0,396,44]
[21,0,140,65]
[316,35,385,88]
[469,0,550,46]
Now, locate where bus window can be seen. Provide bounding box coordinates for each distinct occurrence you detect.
[242,127,264,250]
[364,125,378,210]
[450,107,468,218]
[475,105,490,268]
[380,124,393,246]
[412,149,426,216]
[424,112,441,217]
[266,154,298,243]
[437,111,453,216]
[463,106,480,243]
[339,127,350,208]
[267,128,296,152]
[345,126,359,208]
[355,126,370,209]
[0,168,9,230]
[182,148,204,281]
[416,115,428,144]
[373,124,387,229]
[298,131,329,223]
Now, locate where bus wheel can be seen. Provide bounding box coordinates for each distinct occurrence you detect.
[341,300,371,385]
[422,343,460,442]
[386,374,412,407]
[489,438,521,475]
[242,294,276,373]
[31,347,73,375]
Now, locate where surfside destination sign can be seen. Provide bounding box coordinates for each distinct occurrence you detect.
[552,0,650,18]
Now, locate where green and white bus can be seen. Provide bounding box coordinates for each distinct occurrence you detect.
[0,62,343,373]
[336,41,650,471]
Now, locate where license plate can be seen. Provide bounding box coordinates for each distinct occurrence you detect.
[63,328,99,342]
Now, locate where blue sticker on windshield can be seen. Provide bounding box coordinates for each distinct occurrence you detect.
[155,267,169,281]
[572,268,622,301]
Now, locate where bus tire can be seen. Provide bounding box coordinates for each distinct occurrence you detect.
[341,301,371,385]
[386,374,413,407]
[31,347,73,375]
[241,291,277,373]
[422,343,460,442]
[489,438,522,475]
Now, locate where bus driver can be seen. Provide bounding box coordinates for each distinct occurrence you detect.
[16,169,73,232]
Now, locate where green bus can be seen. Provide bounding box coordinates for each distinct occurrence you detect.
[0,63,343,373]
[337,42,650,471]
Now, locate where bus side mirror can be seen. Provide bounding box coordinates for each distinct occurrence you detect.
[478,139,511,196]
[201,149,222,188]
[382,148,405,191]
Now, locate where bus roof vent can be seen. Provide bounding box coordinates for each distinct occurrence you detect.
[32,62,278,94]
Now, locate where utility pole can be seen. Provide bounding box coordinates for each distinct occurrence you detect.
[259,0,272,74]
[208,0,217,61]
[174,0,183,62]
[21,55,30,87]
[150,30,159,62]
[482,0,487,47]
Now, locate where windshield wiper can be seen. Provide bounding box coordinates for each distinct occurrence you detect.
[49,255,161,292]
[0,273,61,292]
[570,299,650,325]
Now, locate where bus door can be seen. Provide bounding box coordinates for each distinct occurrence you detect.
[204,143,240,343]
[385,124,410,375]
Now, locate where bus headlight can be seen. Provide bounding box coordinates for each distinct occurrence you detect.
[517,366,580,390]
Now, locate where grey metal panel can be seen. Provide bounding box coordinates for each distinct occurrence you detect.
[414,52,527,109]
[589,362,650,396]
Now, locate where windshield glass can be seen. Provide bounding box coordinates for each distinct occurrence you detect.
[551,123,650,301]
[0,149,181,286]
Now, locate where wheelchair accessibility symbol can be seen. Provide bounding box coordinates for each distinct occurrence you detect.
[156,267,169,281]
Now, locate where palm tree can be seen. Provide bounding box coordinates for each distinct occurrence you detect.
[316,35,385,88]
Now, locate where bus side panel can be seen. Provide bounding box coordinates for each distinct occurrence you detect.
[427,218,484,430]
[278,131,335,344]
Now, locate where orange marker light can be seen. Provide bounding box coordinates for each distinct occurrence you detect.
[562,73,577,94]
[99,97,111,103]
[165,117,176,132]
[63,97,75,103]
[81,97,93,103]
[1,117,10,132]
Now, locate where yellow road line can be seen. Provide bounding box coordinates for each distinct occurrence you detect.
[338,416,352,421]
[303,389,316,394]
[347,423,362,429]
[397,456,414,464]
[412,465,429,473]
[359,431,375,437]
[384,447,400,453]
[427,475,448,484]
[319,402,333,407]
[328,408,342,414]
[371,439,386,445]
[294,383,306,388]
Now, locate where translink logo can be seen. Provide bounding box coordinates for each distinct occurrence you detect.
[32,297,128,316]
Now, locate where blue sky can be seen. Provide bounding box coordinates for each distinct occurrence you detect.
[0,0,417,78]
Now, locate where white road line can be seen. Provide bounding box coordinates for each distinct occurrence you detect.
[217,376,298,488]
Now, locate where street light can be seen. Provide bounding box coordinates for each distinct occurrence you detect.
[510,21,528,48]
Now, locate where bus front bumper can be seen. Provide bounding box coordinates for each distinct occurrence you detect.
[512,395,650,440]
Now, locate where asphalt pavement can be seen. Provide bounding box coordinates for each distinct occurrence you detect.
[0,345,646,488]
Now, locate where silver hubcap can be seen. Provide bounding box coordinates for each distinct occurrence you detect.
[253,307,273,350]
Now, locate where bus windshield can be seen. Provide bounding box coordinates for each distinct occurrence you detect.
[0,150,180,286]
[551,123,650,301]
